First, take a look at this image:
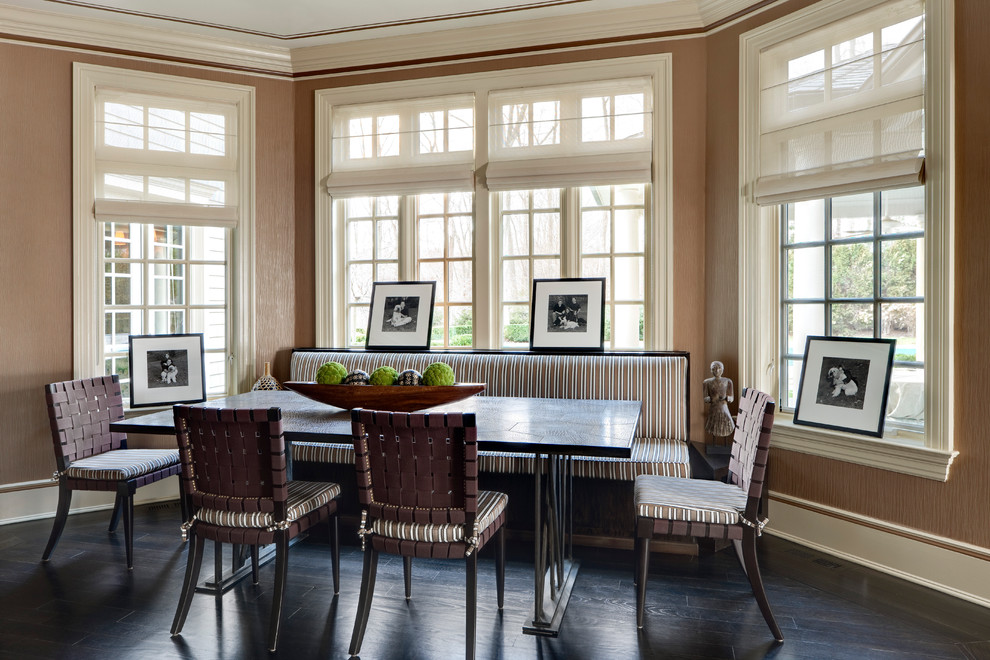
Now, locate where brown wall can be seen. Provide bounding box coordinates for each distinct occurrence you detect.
[705,0,990,548]
[3,0,986,553]
[291,39,710,438]
[0,42,295,484]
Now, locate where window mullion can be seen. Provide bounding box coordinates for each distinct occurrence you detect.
[561,187,579,277]
[400,195,417,280]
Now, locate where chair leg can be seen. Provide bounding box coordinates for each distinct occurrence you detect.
[119,484,135,570]
[633,535,641,586]
[171,528,205,636]
[329,515,340,595]
[349,546,379,656]
[251,545,260,585]
[495,526,506,610]
[214,541,224,600]
[635,530,651,628]
[108,492,123,533]
[466,551,478,660]
[268,532,289,652]
[740,529,783,642]
[42,482,72,562]
[404,556,413,600]
[732,538,747,576]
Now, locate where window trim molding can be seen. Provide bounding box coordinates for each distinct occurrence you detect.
[738,0,955,480]
[73,63,256,395]
[314,55,672,350]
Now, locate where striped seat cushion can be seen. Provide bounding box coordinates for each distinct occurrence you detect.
[478,451,537,474]
[64,449,179,481]
[479,437,689,479]
[370,490,508,543]
[574,437,690,480]
[634,474,747,525]
[195,480,341,530]
[292,441,354,465]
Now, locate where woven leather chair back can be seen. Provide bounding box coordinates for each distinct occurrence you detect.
[45,376,127,469]
[173,406,289,521]
[727,388,775,506]
[351,409,478,528]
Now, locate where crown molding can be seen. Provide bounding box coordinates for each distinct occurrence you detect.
[0,1,766,77]
[697,0,769,24]
[0,3,292,76]
[290,1,704,76]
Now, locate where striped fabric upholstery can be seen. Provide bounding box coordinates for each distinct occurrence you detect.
[64,449,180,481]
[291,351,688,440]
[290,350,691,480]
[195,480,342,530]
[370,490,507,543]
[292,441,355,465]
[634,475,746,524]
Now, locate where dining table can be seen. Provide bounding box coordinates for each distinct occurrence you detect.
[112,389,641,638]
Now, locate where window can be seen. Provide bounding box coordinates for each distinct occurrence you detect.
[316,58,671,350]
[340,192,475,348]
[739,0,954,480]
[781,188,925,429]
[497,184,648,349]
[74,64,255,402]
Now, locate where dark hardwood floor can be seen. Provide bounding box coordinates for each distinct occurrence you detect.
[2,500,989,659]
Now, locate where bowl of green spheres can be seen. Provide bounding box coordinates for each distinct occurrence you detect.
[284,361,485,412]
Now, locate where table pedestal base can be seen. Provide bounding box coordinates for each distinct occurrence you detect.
[524,558,580,637]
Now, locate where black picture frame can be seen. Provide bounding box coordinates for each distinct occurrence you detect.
[529,278,606,352]
[792,335,896,437]
[128,333,206,408]
[366,281,437,349]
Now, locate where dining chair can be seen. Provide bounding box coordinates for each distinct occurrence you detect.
[43,375,182,569]
[348,408,508,660]
[170,405,342,653]
[633,387,783,641]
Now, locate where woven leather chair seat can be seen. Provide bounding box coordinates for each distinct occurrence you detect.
[64,449,179,481]
[43,375,183,569]
[194,481,342,529]
[633,388,783,642]
[635,475,746,525]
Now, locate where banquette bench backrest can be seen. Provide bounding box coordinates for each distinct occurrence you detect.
[289,349,689,443]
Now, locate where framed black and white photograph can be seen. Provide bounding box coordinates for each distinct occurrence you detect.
[366,281,436,349]
[529,278,606,352]
[792,336,896,437]
[128,333,206,408]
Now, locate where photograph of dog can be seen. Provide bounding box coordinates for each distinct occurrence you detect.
[815,357,868,410]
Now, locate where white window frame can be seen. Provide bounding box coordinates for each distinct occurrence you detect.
[73,63,256,398]
[738,0,955,480]
[315,55,672,350]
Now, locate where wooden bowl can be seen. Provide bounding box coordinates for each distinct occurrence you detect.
[283,381,486,412]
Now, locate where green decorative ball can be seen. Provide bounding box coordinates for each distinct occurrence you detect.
[368,366,398,386]
[422,362,455,386]
[315,361,347,385]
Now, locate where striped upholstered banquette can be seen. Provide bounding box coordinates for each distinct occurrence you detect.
[289,349,691,481]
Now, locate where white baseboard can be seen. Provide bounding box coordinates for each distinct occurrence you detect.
[767,492,990,609]
[0,476,180,526]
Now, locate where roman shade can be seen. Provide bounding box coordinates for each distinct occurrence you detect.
[754,0,925,205]
[484,77,653,190]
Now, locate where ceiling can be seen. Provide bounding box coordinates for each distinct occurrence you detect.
[2,0,758,48]
[0,0,766,75]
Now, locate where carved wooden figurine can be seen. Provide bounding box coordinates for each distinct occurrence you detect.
[703,360,735,438]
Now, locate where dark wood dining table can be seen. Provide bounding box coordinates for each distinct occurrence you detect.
[112,390,641,637]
